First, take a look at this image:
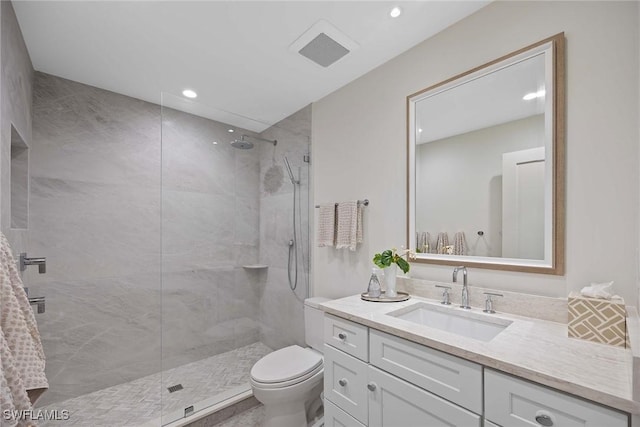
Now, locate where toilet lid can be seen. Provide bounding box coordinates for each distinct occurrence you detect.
[251,345,322,383]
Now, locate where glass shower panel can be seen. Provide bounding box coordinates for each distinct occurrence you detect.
[160,93,311,424]
[26,73,163,425]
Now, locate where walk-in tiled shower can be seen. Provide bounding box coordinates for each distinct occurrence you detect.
[25,72,311,425]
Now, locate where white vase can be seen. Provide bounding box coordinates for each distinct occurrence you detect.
[383,264,398,297]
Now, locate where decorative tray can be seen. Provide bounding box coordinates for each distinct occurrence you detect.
[361,291,410,303]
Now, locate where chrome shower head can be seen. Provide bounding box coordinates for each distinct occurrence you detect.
[230,138,254,149]
[230,134,276,150]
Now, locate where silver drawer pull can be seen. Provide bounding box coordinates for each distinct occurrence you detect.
[338,378,348,387]
[367,382,377,391]
[338,332,347,340]
[535,412,554,427]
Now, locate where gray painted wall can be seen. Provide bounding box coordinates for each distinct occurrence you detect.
[313,1,639,304]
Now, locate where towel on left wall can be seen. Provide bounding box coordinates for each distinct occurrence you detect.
[0,232,48,426]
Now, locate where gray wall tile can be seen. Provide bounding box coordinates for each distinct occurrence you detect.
[1,0,33,253]
[27,69,311,408]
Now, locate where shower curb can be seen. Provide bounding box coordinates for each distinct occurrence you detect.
[184,395,260,427]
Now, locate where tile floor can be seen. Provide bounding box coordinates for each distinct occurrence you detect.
[36,342,271,426]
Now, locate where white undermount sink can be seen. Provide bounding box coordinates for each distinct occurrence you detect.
[387,302,512,342]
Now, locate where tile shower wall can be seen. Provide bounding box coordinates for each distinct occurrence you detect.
[28,71,262,406]
[160,108,261,368]
[1,0,33,252]
[28,72,162,406]
[258,105,311,349]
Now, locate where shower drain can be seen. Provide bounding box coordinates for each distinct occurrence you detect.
[167,384,184,393]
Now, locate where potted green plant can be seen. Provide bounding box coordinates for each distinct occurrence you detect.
[373,248,410,297]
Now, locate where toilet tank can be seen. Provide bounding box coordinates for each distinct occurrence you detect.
[304,297,330,352]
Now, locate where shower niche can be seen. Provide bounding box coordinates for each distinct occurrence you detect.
[10,125,28,229]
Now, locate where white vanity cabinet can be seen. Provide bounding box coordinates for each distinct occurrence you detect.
[324,314,369,361]
[367,365,480,426]
[324,315,481,427]
[369,330,483,414]
[484,369,629,427]
[324,344,369,424]
[324,400,366,427]
[323,313,631,427]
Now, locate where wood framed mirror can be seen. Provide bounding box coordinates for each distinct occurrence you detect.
[407,33,565,274]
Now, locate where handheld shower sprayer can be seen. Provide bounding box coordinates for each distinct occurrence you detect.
[284,155,300,293]
[283,156,299,185]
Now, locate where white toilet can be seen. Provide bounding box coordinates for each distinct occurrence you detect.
[250,297,329,427]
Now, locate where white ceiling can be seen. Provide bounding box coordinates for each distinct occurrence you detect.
[416,52,547,144]
[13,0,490,132]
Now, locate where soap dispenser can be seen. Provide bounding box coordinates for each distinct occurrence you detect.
[367,268,382,298]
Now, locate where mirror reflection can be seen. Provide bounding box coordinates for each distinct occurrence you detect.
[408,34,564,273]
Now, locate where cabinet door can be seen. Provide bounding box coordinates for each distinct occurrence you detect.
[368,366,481,427]
[324,344,369,425]
[370,329,483,414]
[484,369,629,427]
[325,399,366,427]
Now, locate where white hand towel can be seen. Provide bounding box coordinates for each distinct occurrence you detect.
[317,204,336,247]
[453,232,467,256]
[336,201,359,251]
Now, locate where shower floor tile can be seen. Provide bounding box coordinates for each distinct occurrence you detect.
[36,342,272,427]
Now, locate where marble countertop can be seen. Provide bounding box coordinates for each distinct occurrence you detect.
[320,294,639,415]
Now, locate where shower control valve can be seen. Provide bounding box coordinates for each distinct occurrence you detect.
[19,253,46,274]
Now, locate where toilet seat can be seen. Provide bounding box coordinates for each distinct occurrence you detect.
[251,345,323,389]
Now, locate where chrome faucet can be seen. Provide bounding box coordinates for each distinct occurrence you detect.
[453,266,470,309]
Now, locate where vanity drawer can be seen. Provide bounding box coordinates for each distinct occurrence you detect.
[484,369,629,427]
[324,314,369,362]
[324,399,366,427]
[324,344,369,425]
[369,329,483,414]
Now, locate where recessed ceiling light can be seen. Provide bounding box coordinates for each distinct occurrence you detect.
[390,6,402,18]
[418,128,423,133]
[182,89,197,98]
[228,129,234,133]
[212,141,218,145]
[523,89,545,101]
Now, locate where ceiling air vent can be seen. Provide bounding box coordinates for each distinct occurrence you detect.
[298,33,349,68]
[290,20,359,68]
